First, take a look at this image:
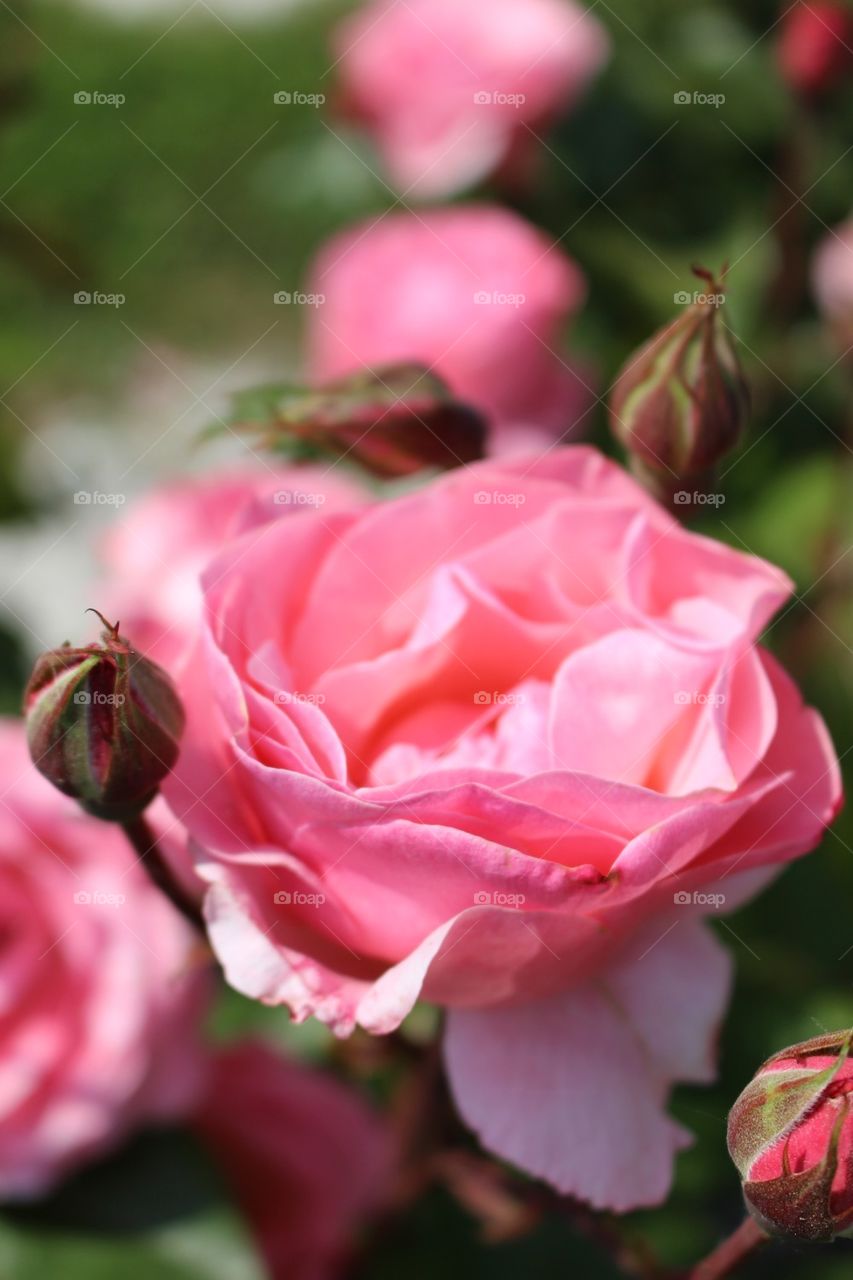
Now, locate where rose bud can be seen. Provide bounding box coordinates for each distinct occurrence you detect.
[223,363,487,478]
[23,612,184,822]
[727,1029,853,1242]
[778,3,853,99]
[608,271,749,502]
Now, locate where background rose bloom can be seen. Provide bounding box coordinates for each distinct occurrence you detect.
[194,1040,389,1280]
[0,719,207,1198]
[308,206,591,455]
[334,0,609,197]
[812,217,853,351]
[163,447,841,1211]
[101,465,363,671]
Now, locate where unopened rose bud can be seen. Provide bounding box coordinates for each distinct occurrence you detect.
[23,612,184,822]
[609,272,749,502]
[224,363,487,478]
[728,1029,853,1242]
[778,3,853,98]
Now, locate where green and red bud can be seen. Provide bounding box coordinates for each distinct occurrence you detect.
[222,363,487,479]
[727,1029,853,1242]
[23,613,184,822]
[609,271,749,502]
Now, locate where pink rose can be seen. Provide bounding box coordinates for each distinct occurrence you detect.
[101,465,362,671]
[0,719,207,1198]
[164,447,841,1210]
[308,206,591,455]
[194,1040,389,1280]
[334,0,609,196]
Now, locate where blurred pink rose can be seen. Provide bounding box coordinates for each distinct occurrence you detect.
[812,217,853,349]
[308,206,591,455]
[0,719,207,1198]
[101,465,363,671]
[195,1040,389,1280]
[163,446,841,1211]
[334,0,609,196]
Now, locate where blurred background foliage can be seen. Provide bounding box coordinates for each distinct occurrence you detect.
[0,0,851,1276]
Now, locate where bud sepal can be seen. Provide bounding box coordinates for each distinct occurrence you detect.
[727,1029,853,1242]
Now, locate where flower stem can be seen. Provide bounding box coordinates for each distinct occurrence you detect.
[122,813,204,930]
[688,1216,768,1280]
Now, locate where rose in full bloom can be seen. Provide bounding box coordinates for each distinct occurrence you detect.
[164,446,841,1210]
[728,1030,853,1241]
[194,1040,389,1279]
[101,465,362,671]
[308,207,591,455]
[334,0,609,197]
[812,216,853,352]
[0,719,207,1197]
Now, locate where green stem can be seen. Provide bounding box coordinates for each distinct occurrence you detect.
[122,813,205,931]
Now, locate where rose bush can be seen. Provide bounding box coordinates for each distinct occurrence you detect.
[308,206,591,455]
[0,719,207,1197]
[161,446,841,1210]
[334,0,609,197]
